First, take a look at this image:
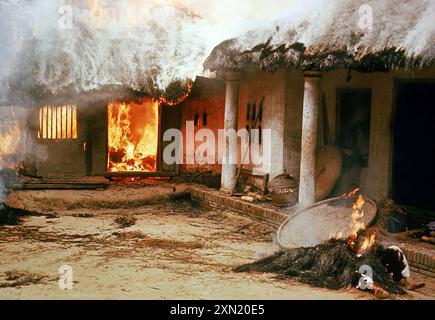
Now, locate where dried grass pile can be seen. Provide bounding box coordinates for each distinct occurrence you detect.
[234,238,405,294]
[0,271,48,288]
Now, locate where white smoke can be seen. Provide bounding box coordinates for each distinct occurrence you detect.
[0,0,297,102]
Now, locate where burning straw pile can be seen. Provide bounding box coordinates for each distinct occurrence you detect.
[234,237,405,294]
[235,194,406,294]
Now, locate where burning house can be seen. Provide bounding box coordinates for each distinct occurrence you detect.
[0,0,434,301]
[0,0,224,181]
[0,80,224,179]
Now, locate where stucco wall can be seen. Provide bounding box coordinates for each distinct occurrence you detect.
[237,66,435,200]
[179,78,225,173]
[284,71,305,179]
[321,70,395,199]
[238,69,287,179]
[322,67,435,200]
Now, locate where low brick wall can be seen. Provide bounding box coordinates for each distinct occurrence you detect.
[402,247,435,277]
[190,187,288,228]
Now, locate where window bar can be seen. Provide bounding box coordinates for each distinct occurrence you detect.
[52,106,56,139]
[72,105,77,139]
[48,106,52,139]
[43,106,47,139]
[67,105,72,139]
[38,108,42,139]
[259,126,263,145]
[58,106,61,139]
[62,105,67,139]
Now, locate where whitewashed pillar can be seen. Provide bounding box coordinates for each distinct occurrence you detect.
[299,71,322,206]
[221,71,241,193]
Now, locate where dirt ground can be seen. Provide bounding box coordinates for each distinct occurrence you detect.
[0,187,433,300]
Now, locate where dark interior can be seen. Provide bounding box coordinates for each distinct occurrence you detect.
[334,88,371,194]
[393,81,435,210]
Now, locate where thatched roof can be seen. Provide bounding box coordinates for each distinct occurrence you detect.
[0,0,203,106]
[204,0,435,73]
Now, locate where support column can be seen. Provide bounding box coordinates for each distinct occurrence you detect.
[221,71,241,193]
[299,71,322,207]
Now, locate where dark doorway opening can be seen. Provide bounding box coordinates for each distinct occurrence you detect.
[392,81,435,210]
[334,89,371,194]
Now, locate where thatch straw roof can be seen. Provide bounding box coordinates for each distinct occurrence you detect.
[204,0,435,72]
[0,0,203,106]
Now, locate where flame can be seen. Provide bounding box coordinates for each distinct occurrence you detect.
[347,194,366,249]
[107,100,159,173]
[345,193,376,256]
[0,124,21,169]
[356,233,376,258]
[158,82,193,107]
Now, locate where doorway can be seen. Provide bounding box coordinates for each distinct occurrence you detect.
[392,81,435,210]
[334,89,371,194]
[107,99,159,173]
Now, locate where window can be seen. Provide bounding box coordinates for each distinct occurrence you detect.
[194,113,200,126]
[246,100,264,145]
[38,105,77,140]
[251,103,256,121]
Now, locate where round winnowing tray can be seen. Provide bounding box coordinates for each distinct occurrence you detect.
[277,196,377,249]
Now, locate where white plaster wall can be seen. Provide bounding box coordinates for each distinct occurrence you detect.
[237,66,435,200]
[284,71,304,179]
[319,67,435,200]
[238,69,287,179]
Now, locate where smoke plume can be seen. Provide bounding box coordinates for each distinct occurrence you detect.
[0,0,297,103]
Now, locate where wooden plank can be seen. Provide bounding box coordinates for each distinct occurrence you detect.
[14,183,108,190]
[14,176,110,190]
[105,171,177,178]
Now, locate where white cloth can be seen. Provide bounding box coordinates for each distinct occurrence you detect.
[388,245,411,278]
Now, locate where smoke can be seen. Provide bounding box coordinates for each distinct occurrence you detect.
[0,0,297,103]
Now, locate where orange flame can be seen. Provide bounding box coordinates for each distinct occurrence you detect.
[356,233,376,257]
[346,193,376,256]
[158,82,193,107]
[347,194,366,248]
[0,124,21,170]
[107,100,159,173]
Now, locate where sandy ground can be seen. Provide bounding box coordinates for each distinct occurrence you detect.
[0,187,433,300]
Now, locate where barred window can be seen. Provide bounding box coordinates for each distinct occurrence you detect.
[38,105,77,140]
